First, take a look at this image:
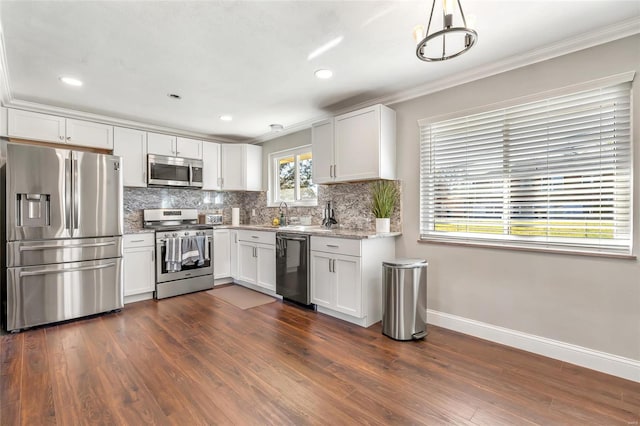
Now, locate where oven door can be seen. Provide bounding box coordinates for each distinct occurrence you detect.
[156,237,213,283]
[148,154,191,187]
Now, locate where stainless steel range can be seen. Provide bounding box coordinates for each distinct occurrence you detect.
[143,209,213,299]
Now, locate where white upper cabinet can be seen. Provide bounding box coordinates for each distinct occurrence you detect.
[220,144,262,191]
[7,109,113,150]
[147,132,177,156]
[113,127,147,187]
[311,118,334,184]
[65,119,114,150]
[312,104,396,183]
[147,133,202,159]
[176,137,202,159]
[8,109,65,143]
[202,142,221,190]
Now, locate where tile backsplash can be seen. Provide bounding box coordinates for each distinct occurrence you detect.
[123,187,244,232]
[124,180,402,233]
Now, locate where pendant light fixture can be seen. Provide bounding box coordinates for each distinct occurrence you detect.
[413,0,477,62]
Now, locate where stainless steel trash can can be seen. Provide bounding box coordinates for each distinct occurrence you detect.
[382,258,428,341]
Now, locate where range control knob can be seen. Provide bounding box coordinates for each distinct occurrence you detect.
[164,233,170,238]
[184,232,189,236]
[172,232,178,237]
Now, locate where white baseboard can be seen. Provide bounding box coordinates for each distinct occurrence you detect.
[124,292,154,304]
[427,309,640,383]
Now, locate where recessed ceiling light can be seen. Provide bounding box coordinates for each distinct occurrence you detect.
[314,69,333,79]
[220,115,233,121]
[59,76,83,87]
[167,93,182,99]
[270,124,284,132]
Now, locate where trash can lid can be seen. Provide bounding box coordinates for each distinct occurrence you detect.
[382,258,428,268]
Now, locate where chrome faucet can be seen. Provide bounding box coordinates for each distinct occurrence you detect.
[278,201,289,226]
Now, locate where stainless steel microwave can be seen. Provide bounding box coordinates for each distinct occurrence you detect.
[147,154,203,188]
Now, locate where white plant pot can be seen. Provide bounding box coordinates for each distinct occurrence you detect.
[375,218,390,234]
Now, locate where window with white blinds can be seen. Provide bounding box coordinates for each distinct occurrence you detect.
[419,82,632,255]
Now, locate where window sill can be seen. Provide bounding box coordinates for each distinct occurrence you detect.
[417,238,636,260]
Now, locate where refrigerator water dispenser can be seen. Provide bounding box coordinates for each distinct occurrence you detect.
[17,193,51,227]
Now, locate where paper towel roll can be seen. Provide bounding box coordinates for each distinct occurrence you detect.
[232,208,240,226]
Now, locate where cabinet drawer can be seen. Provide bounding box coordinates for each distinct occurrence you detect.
[237,229,275,245]
[311,236,361,257]
[124,233,155,248]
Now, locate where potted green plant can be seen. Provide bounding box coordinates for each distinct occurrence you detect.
[371,180,398,233]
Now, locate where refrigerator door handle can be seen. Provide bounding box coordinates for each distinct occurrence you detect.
[73,157,79,231]
[19,241,116,252]
[19,262,117,277]
[65,158,72,230]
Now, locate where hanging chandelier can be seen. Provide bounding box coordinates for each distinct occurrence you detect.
[413,0,477,62]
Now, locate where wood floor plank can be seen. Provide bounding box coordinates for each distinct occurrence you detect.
[0,332,23,411]
[2,291,639,425]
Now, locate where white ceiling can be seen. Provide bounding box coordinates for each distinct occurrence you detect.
[0,1,639,142]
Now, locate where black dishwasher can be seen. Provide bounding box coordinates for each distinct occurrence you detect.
[276,233,314,308]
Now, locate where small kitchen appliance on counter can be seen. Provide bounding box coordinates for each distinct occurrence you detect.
[143,209,213,299]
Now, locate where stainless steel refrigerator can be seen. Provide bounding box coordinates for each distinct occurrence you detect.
[1,142,123,332]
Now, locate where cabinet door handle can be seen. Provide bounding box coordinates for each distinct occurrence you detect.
[251,236,259,239]
[129,239,145,243]
[333,164,337,177]
[326,244,339,248]
[59,135,64,141]
[151,250,154,261]
[66,136,71,141]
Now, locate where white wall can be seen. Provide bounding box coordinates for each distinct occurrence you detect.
[392,35,640,361]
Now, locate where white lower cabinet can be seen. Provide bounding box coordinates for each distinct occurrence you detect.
[213,229,231,279]
[236,230,276,293]
[123,233,155,303]
[256,244,276,291]
[230,230,238,279]
[310,235,395,327]
[311,250,361,317]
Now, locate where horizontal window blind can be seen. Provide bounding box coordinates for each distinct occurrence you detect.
[420,82,632,255]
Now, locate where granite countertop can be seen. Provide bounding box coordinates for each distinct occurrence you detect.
[125,224,400,239]
[123,228,156,235]
[221,224,401,240]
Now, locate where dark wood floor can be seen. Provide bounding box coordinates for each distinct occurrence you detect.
[1,290,639,425]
